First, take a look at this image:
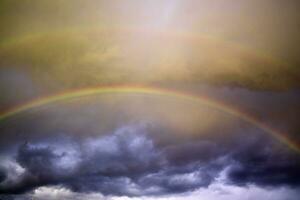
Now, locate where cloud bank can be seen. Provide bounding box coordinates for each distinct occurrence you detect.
[0,124,299,198]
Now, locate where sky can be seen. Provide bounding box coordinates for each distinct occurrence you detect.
[0,0,300,199]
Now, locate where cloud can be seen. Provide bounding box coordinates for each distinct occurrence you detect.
[226,138,300,187]
[0,125,166,195]
[30,186,105,200]
[1,123,300,197]
[1,183,300,200]
[0,186,106,200]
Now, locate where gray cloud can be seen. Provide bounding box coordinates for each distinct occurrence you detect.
[227,137,300,187]
[1,123,300,197]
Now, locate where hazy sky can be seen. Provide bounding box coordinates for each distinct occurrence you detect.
[0,1,300,200]
[1,0,300,91]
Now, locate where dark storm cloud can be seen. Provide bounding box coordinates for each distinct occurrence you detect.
[164,141,221,166]
[0,169,6,183]
[227,137,300,187]
[0,125,165,195]
[1,124,300,197]
[0,125,218,196]
[136,160,222,194]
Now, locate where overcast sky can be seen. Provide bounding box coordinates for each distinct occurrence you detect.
[0,1,300,199]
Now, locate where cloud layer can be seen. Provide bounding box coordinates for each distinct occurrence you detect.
[1,124,299,198]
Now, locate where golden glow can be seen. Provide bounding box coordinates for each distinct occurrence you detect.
[1,0,299,90]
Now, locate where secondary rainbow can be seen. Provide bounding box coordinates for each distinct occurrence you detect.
[0,25,284,69]
[0,85,298,153]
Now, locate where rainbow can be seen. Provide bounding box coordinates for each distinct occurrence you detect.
[0,25,285,69]
[0,85,299,152]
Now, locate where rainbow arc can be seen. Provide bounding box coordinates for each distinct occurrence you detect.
[0,85,298,153]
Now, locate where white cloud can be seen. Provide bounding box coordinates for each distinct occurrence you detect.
[26,182,300,200]
[0,157,26,188]
[31,186,106,200]
[112,184,299,200]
